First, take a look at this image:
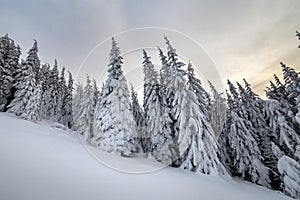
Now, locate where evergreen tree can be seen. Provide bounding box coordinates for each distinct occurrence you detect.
[172,65,227,174]
[62,71,74,128]
[130,83,144,128]
[7,60,36,116]
[277,156,300,198]
[94,38,137,156]
[21,82,42,122]
[0,34,21,111]
[40,63,51,119]
[57,67,67,123]
[77,75,95,143]
[225,80,270,187]
[73,83,84,131]
[153,46,176,163]
[238,80,280,189]
[186,62,210,117]
[142,50,163,154]
[129,83,144,153]
[26,39,40,82]
[47,59,60,121]
[208,80,226,137]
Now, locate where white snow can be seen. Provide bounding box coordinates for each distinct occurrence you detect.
[0,113,292,200]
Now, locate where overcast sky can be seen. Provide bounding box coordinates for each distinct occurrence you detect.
[1,0,300,96]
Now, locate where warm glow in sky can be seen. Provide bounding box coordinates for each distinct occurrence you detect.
[1,0,300,97]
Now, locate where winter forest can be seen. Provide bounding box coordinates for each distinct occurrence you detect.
[1,32,300,198]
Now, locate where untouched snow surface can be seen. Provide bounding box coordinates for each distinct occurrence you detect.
[0,113,292,200]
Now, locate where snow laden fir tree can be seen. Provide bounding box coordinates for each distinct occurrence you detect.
[93,38,137,156]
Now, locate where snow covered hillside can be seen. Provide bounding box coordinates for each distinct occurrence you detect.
[0,113,292,200]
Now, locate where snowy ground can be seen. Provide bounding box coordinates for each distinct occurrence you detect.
[0,113,292,200]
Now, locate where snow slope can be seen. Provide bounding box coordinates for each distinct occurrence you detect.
[0,113,292,200]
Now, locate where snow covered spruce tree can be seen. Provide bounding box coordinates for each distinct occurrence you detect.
[130,83,144,152]
[47,59,60,121]
[186,62,210,117]
[73,83,84,130]
[26,39,40,82]
[280,62,300,130]
[147,47,175,163]
[7,59,36,116]
[93,38,137,156]
[61,71,74,128]
[7,41,41,120]
[20,82,42,122]
[277,155,300,198]
[40,63,51,118]
[0,34,21,111]
[237,80,280,189]
[163,36,227,174]
[224,80,270,187]
[130,83,144,129]
[76,75,96,143]
[207,80,226,137]
[142,50,164,154]
[57,67,67,123]
[264,77,300,197]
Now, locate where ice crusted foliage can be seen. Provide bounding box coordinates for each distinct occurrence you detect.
[186,62,210,117]
[152,47,174,164]
[26,39,40,82]
[61,71,74,128]
[278,156,300,198]
[264,99,300,161]
[130,83,144,129]
[237,80,280,188]
[142,50,164,154]
[73,83,84,131]
[172,67,227,175]
[129,83,145,152]
[0,34,21,111]
[94,38,137,156]
[21,83,42,122]
[76,75,96,144]
[7,60,36,116]
[40,63,51,118]
[207,80,226,137]
[47,60,60,121]
[225,80,270,187]
[57,67,67,123]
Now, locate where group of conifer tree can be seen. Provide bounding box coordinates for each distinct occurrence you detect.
[0,34,74,127]
[1,32,299,198]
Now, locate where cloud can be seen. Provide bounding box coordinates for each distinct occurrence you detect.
[0,0,299,98]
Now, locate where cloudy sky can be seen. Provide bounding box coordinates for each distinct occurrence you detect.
[1,0,300,96]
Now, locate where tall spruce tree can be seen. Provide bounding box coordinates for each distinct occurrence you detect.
[21,82,42,122]
[208,80,226,137]
[142,50,163,154]
[7,60,36,116]
[57,67,67,123]
[77,75,95,143]
[26,39,40,82]
[225,80,270,187]
[94,38,137,156]
[238,80,280,189]
[62,71,74,128]
[48,59,60,121]
[73,83,84,131]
